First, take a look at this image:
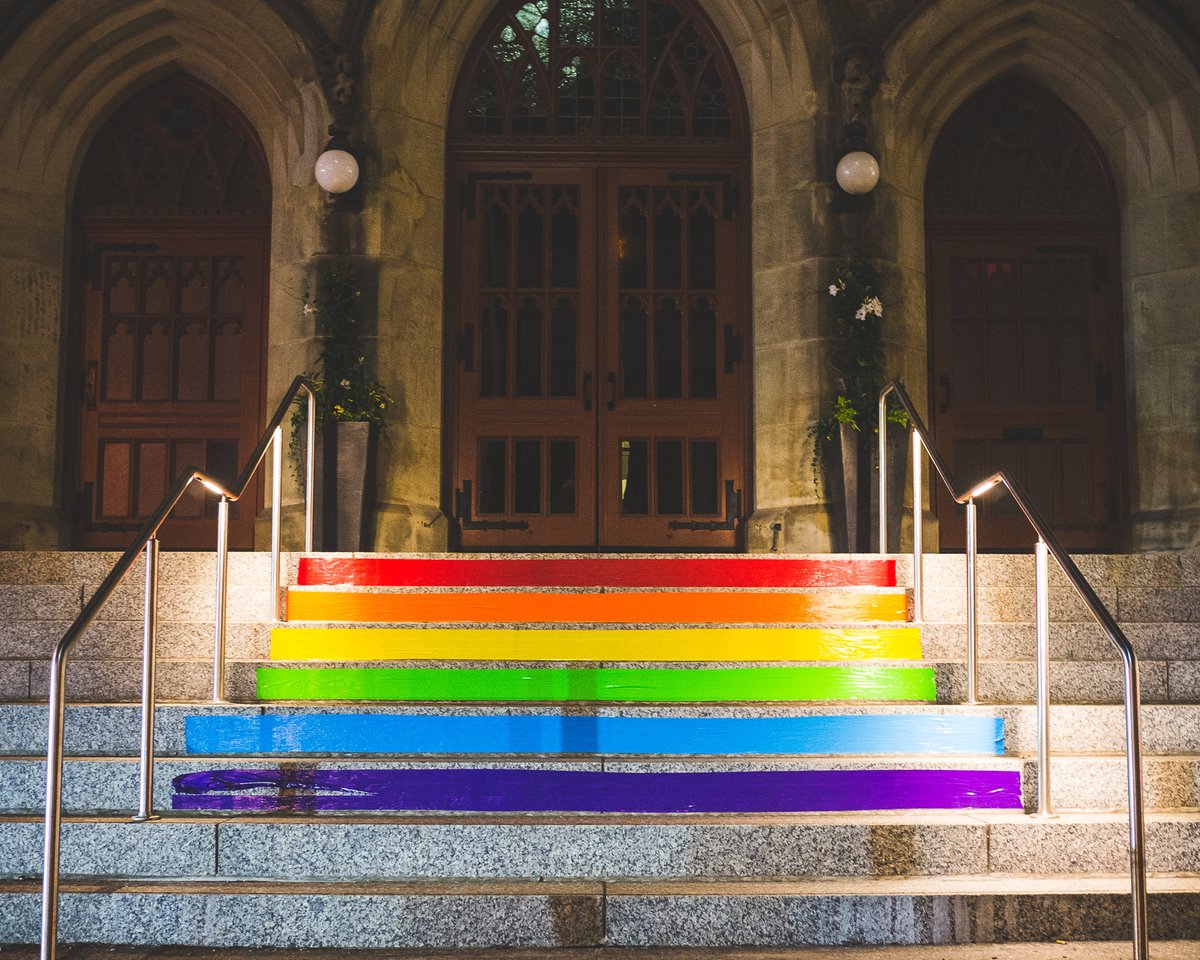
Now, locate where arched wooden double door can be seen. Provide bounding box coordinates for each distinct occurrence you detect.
[446,0,751,551]
[926,77,1126,551]
[72,75,270,549]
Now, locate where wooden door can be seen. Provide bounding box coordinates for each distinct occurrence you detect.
[445,0,751,551]
[453,169,600,548]
[71,74,270,549]
[928,235,1123,548]
[77,229,267,549]
[449,164,748,550]
[925,77,1125,551]
[597,169,746,548]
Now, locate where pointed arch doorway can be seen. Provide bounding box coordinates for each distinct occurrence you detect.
[926,76,1126,551]
[71,74,270,549]
[445,0,751,551]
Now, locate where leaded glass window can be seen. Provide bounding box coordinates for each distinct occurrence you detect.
[457,0,737,138]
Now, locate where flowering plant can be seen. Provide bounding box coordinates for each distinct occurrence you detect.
[809,257,906,485]
[292,263,394,459]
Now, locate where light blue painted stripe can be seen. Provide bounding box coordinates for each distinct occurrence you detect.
[185,714,1004,756]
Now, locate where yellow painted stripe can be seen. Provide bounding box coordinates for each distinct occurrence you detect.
[269,626,923,663]
[285,590,908,624]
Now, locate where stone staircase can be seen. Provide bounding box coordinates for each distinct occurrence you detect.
[1,550,1199,948]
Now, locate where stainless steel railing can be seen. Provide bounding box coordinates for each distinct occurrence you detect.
[40,374,317,960]
[878,378,1149,960]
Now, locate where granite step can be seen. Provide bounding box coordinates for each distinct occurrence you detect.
[2,874,1199,948]
[5,703,1200,756]
[4,752,1195,815]
[0,755,1024,814]
[3,811,1199,880]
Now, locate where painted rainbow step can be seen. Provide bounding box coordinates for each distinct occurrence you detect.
[268,625,922,662]
[171,767,1022,813]
[255,664,938,702]
[284,590,908,624]
[185,713,1003,755]
[298,556,898,588]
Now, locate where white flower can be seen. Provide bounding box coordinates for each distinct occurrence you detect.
[828,284,839,296]
[303,302,317,316]
[339,378,351,388]
[855,296,883,321]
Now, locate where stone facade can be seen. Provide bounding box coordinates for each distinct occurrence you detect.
[0,0,1198,552]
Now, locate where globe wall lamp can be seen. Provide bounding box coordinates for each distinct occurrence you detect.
[836,150,880,195]
[314,148,359,194]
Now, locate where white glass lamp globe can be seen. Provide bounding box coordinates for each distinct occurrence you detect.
[836,151,880,195]
[314,149,359,194]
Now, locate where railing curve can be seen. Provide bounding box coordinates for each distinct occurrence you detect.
[40,375,317,960]
[878,378,1148,960]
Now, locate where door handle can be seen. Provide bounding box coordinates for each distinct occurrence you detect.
[606,371,617,411]
[84,361,98,411]
[938,374,950,413]
[582,370,593,411]
[458,325,475,373]
[1095,363,1112,411]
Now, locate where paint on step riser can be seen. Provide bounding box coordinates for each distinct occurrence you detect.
[171,767,1022,813]
[297,556,898,588]
[269,626,923,663]
[285,590,908,625]
[255,665,938,702]
[184,713,1004,756]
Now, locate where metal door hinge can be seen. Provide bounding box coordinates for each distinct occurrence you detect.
[669,481,742,531]
[455,480,529,531]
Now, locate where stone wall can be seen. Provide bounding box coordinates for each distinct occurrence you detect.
[0,0,1198,552]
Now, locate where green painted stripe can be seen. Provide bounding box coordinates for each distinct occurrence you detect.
[256,666,937,702]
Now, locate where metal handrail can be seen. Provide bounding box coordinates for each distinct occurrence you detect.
[878,378,1148,960]
[40,374,317,960]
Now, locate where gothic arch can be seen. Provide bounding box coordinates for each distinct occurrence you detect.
[882,0,1200,548]
[70,73,274,547]
[442,0,754,550]
[0,0,330,547]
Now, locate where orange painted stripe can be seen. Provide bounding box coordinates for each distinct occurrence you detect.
[286,590,907,624]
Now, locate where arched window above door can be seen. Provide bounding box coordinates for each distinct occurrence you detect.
[453,0,745,141]
[927,76,1114,222]
[77,76,269,214]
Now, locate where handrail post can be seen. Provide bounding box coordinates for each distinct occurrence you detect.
[1124,654,1149,959]
[39,648,67,960]
[271,425,283,620]
[212,496,230,702]
[878,391,888,555]
[133,537,160,822]
[965,500,979,704]
[911,428,923,621]
[305,388,315,552]
[1035,537,1053,817]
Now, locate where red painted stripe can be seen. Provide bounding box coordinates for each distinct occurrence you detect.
[298,557,897,589]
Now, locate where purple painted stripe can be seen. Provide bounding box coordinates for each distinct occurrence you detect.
[172,767,1021,813]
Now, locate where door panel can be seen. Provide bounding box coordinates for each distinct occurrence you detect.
[597,171,744,548]
[928,235,1122,549]
[78,231,266,549]
[451,165,747,550]
[455,169,599,548]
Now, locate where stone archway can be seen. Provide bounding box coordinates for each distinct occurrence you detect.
[924,75,1125,551]
[443,0,753,551]
[71,73,272,549]
[879,0,1200,550]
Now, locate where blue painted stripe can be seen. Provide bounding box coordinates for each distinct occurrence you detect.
[185,714,1004,756]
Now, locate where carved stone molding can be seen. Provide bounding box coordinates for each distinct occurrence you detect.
[833,43,878,150]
